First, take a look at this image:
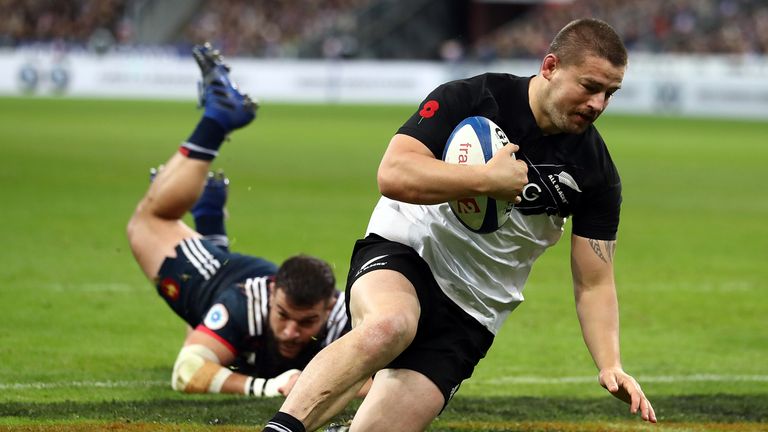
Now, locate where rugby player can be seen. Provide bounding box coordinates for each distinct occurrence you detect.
[126,44,350,398]
[263,18,656,432]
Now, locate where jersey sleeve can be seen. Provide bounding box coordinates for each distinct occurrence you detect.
[197,283,262,356]
[571,181,622,240]
[397,76,498,159]
[570,135,622,240]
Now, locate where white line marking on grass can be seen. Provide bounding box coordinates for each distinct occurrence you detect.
[45,283,146,293]
[0,380,166,390]
[641,374,768,383]
[480,374,768,385]
[3,375,767,391]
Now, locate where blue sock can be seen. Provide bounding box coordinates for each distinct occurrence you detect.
[263,412,305,432]
[180,117,227,160]
[191,168,229,250]
[194,215,229,251]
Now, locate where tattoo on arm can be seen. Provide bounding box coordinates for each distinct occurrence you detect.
[588,239,616,263]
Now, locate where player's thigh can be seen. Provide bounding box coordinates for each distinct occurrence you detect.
[128,217,199,279]
[348,269,420,342]
[351,368,443,432]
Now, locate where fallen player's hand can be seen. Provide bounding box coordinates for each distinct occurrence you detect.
[278,370,301,396]
[249,369,301,397]
[599,367,657,423]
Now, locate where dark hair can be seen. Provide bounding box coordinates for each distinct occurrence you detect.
[274,255,336,307]
[548,18,627,67]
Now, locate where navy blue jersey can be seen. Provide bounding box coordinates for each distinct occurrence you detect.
[398,73,622,240]
[199,276,349,378]
[156,238,349,378]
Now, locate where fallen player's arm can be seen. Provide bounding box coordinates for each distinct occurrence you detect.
[171,328,299,397]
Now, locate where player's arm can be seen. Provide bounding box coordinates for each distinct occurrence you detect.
[570,234,656,423]
[171,328,299,397]
[377,134,526,204]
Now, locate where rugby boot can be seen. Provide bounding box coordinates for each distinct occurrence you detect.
[193,42,256,132]
[323,421,351,432]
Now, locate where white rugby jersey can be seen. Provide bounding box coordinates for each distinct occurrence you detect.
[366,73,622,335]
[367,197,565,334]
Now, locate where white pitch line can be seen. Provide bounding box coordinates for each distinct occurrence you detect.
[0,380,167,390]
[44,283,145,293]
[2,375,767,391]
[480,374,768,385]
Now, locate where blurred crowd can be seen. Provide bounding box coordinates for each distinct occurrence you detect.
[471,0,768,61]
[182,0,370,57]
[0,0,368,56]
[0,0,131,49]
[1,0,767,59]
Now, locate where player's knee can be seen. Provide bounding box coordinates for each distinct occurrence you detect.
[126,217,150,265]
[125,212,139,248]
[125,202,149,247]
[357,313,416,359]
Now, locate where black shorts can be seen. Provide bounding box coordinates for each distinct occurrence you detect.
[155,237,277,327]
[345,234,494,407]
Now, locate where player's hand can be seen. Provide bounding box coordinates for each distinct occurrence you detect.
[599,367,657,423]
[278,370,302,396]
[254,369,301,397]
[483,143,528,204]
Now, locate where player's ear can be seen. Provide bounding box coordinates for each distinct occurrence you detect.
[541,54,558,80]
[325,296,337,312]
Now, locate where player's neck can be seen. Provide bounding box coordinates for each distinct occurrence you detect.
[528,75,558,136]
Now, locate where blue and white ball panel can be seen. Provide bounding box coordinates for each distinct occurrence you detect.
[442,117,496,165]
[442,116,512,233]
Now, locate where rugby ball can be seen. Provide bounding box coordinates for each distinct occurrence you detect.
[442,116,513,233]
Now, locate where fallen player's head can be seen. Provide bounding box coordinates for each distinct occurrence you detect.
[269,255,337,358]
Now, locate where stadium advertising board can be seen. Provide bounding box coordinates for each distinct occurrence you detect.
[1,49,767,119]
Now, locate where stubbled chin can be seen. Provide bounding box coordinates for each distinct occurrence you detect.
[572,123,589,133]
[278,344,299,358]
[567,114,592,133]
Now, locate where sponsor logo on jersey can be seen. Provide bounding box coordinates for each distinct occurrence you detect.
[544,170,581,205]
[160,277,180,301]
[204,303,229,330]
[448,382,462,401]
[522,183,542,201]
[547,174,568,204]
[517,165,581,216]
[556,171,581,192]
[355,254,390,277]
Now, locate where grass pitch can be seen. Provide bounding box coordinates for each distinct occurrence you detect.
[0,97,766,430]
